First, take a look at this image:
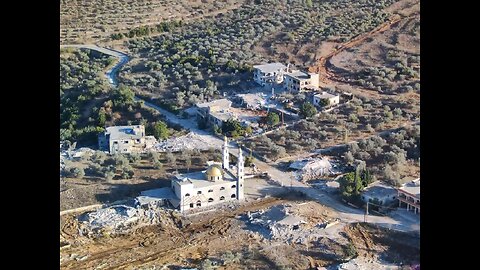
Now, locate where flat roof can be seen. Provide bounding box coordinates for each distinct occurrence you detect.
[253,63,287,74]
[196,99,232,110]
[363,182,397,198]
[137,187,177,205]
[210,110,235,121]
[314,92,338,99]
[399,179,420,198]
[105,125,144,140]
[174,171,236,188]
[285,71,310,80]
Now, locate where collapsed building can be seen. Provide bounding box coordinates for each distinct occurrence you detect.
[290,156,336,181]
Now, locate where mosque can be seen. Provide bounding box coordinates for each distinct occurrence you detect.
[133,136,246,212]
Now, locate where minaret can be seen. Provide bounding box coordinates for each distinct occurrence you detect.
[236,145,245,201]
[223,136,229,170]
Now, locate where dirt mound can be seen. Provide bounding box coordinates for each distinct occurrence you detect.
[344,222,420,265]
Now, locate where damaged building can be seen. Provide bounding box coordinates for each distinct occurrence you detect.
[98,125,157,154]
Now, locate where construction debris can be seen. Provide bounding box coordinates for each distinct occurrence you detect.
[154,132,220,152]
[290,156,340,181]
[78,204,175,237]
[242,204,339,245]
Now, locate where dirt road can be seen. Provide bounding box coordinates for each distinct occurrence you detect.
[309,0,420,102]
[61,197,285,269]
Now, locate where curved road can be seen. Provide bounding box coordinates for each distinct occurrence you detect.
[61,44,419,233]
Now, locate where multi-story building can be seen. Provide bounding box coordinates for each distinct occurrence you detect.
[253,63,288,86]
[98,125,148,154]
[195,99,233,128]
[284,71,320,92]
[397,178,420,215]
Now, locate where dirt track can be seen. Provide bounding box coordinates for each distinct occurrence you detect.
[60,197,286,269]
[309,0,420,102]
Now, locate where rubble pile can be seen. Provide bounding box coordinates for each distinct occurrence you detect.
[290,157,339,182]
[78,204,173,237]
[243,204,331,245]
[154,132,218,152]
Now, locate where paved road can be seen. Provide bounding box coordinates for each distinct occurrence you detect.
[62,44,420,233]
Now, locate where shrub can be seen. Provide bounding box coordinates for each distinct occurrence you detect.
[300,102,317,118]
[153,121,170,140]
[67,166,85,178]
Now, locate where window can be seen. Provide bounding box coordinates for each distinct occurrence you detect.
[113,141,118,144]
[231,194,236,198]
[196,201,201,207]
[136,139,140,143]
[220,187,225,190]
[197,191,202,194]
[208,189,213,193]
[124,140,129,144]
[189,203,194,208]
[231,185,236,188]
[220,196,225,200]
[208,198,214,202]
[185,193,190,197]
[240,184,243,187]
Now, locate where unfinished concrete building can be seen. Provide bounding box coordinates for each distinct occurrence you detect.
[253,63,288,86]
[195,99,233,128]
[98,125,151,154]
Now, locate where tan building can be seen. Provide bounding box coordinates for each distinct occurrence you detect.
[397,178,420,214]
[313,91,340,107]
[284,71,320,92]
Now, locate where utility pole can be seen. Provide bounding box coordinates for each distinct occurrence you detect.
[364,201,369,223]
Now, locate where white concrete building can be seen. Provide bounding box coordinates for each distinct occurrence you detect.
[284,71,320,92]
[253,63,288,86]
[361,182,397,205]
[171,136,245,212]
[398,178,420,215]
[136,137,245,211]
[313,91,340,107]
[98,125,156,154]
[196,99,233,128]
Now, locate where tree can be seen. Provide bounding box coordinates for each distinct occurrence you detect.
[153,161,163,169]
[185,155,192,171]
[104,170,115,181]
[166,151,176,166]
[68,167,85,178]
[300,102,317,118]
[319,98,330,107]
[344,151,355,164]
[222,118,245,137]
[113,84,135,107]
[305,0,313,8]
[128,152,141,164]
[266,112,280,127]
[98,107,106,126]
[153,121,170,140]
